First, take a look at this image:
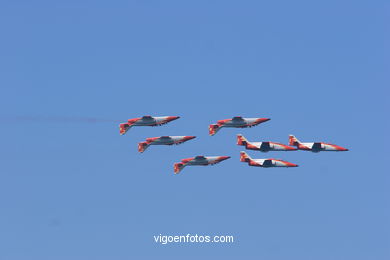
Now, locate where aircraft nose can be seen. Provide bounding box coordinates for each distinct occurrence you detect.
[186,136,196,140]
[220,156,231,161]
[336,145,349,151]
[168,116,180,121]
[256,118,271,124]
[284,161,298,167]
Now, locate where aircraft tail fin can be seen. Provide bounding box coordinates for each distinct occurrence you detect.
[209,124,221,136]
[237,134,249,146]
[119,123,131,135]
[289,134,301,146]
[174,162,186,174]
[138,142,150,153]
[240,151,252,162]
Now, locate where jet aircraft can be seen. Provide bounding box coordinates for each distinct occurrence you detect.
[240,151,298,167]
[209,116,270,136]
[288,135,348,152]
[138,136,196,153]
[119,116,180,135]
[174,155,230,174]
[237,134,297,152]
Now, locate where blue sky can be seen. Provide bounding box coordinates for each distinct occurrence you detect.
[0,0,389,259]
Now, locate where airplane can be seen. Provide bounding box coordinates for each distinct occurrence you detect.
[240,151,298,167]
[138,136,196,153]
[209,116,270,136]
[119,116,180,135]
[237,134,297,152]
[288,135,349,152]
[174,155,231,174]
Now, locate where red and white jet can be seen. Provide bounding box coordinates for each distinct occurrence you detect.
[138,135,196,153]
[288,135,349,152]
[240,151,298,168]
[209,116,270,136]
[174,155,231,174]
[237,134,297,152]
[119,115,180,135]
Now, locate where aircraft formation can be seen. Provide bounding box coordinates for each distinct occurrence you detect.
[119,115,348,174]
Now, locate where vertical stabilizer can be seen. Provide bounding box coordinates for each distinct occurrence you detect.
[209,124,221,136]
[240,151,252,162]
[119,123,131,135]
[237,134,249,146]
[174,162,186,174]
[289,134,301,146]
[138,142,150,153]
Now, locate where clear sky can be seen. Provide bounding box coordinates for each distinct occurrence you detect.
[0,0,389,259]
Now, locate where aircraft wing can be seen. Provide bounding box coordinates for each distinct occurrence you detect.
[262,159,273,167]
[260,142,270,150]
[232,116,244,121]
[312,142,322,150]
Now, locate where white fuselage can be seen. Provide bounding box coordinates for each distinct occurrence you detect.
[298,142,347,152]
[251,159,284,167]
[150,136,188,145]
[222,118,260,127]
[186,156,221,165]
[249,142,296,152]
[133,116,168,126]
